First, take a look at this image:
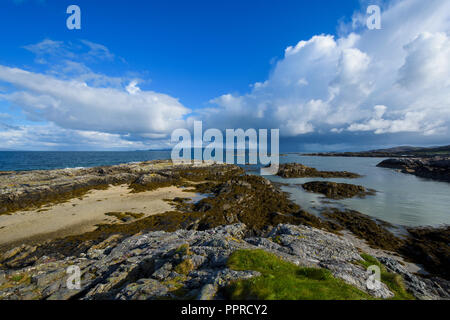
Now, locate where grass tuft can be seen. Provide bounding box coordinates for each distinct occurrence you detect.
[224,249,371,300]
[174,259,194,275]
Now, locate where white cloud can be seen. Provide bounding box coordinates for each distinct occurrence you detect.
[23,39,116,64]
[126,80,141,95]
[397,32,450,90]
[79,40,115,61]
[0,66,190,137]
[202,0,450,140]
[2,0,450,150]
[0,123,170,150]
[1,38,185,149]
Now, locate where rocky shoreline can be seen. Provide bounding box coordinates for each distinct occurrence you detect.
[1,223,448,300]
[0,160,449,300]
[377,157,450,182]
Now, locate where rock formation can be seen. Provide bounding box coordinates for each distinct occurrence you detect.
[377,157,450,182]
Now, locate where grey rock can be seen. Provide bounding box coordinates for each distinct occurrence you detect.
[116,279,169,300]
[378,256,449,300]
[1,222,446,300]
[197,284,217,300]
[152,262,173,280]
[320,260,393,299]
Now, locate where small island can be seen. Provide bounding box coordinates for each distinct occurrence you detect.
[377,157,450,182]
[276,163,361,178]
[301,181,376,199]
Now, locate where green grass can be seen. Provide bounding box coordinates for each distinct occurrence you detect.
[224,249,372,300]
[357,254,415,300]
[11,274,25,282]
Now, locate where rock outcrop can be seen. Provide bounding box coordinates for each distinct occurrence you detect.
[1,223,448,300]
[301,181,375,199]
[277,163,361,179]
[378,257,450,300]
[377,157,450,182]
[0,223,403,300]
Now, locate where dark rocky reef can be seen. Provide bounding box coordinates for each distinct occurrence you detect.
[301,181,375,199]
[321,208,450,282]
[276,163,361,179]
[377,157,450,182]
[401,226,450,280]
[321,209,403,252]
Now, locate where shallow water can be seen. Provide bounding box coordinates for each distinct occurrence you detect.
[264,155,450,228]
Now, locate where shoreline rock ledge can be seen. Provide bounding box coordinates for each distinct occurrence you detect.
[377,157,450,182]
[0,223,447,300]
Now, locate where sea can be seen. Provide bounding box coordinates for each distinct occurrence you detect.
[0,151,449,228]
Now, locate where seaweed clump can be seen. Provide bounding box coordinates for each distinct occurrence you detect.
[322,208,403,251]
[277,163,361,179]
[301,181,375,199]
[401,226,450,280]
[182,174,342,234]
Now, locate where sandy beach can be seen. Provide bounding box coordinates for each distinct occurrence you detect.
[0,184,197,247]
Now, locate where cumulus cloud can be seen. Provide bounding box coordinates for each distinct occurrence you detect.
[0,66,190,137]
[346,105,441,135]
[0,123,171,151]
[1,38,188,149]
[202,0,450,142]
[2,0,450,150]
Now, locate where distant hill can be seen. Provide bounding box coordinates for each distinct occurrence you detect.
[304,145,450,158]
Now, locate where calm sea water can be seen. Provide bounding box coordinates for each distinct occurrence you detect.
[0,151,449,227]
[0,151,172,171]
[265,154,450,228]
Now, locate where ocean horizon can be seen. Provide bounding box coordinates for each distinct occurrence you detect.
[0,149,284,172]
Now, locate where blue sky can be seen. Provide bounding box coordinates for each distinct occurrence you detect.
[1,0,359,108]
[0,0,449,151]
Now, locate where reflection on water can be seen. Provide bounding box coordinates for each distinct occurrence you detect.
[259,155,450,227]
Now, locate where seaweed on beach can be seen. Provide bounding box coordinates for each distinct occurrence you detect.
[401,226,450,280]
[321,208,404,251]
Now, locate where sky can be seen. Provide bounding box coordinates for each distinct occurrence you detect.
[0,0,449,151]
